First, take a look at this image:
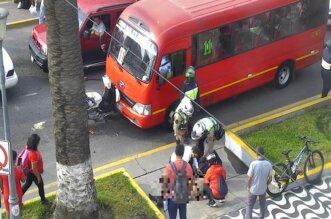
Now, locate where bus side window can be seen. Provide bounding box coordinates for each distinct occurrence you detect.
[170,50,186,77]
[158,50,186,82]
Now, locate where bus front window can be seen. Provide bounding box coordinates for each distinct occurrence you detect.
[109,20,157,83]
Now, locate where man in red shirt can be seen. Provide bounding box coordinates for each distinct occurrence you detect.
[0,150,26,219]
[204,152,227,207]
[163,144,194,219]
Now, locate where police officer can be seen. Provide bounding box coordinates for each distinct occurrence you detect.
[191,117,223,158]
[321,39,331,98]
[173,97,194,144]
[181,66,200,105]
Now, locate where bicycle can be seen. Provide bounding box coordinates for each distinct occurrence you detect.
[267,136,324,197]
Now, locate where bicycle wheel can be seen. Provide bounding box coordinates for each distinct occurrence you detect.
[304,150,324,184]
[267,163,289,197]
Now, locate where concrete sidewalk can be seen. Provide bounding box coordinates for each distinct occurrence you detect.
[1,1,38,27]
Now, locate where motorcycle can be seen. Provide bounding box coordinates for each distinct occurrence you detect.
[86,75,119,122]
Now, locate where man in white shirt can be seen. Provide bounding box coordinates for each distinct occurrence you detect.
[90,16,106,37]
[246,146,272,219]
[170,145,201,175]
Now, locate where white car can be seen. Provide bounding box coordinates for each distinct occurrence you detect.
[2,48,18,89]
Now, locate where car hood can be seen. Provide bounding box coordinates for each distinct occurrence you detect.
[2,48,14,74]
[34,24,47,46]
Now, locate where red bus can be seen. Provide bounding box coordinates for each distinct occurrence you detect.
[106,0,329,129]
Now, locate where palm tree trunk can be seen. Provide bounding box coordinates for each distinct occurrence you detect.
[45,0,98,218]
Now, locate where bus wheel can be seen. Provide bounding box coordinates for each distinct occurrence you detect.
[164,102,178,131]
[273,62,293,89]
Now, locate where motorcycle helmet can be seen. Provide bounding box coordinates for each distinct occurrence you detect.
[185,66,196,78]
[206,153,217,163]
[326,39,331,49]
[176,96,194,117]
[191,121,206,140]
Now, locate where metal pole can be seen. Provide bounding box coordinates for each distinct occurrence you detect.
[0,41,20,218]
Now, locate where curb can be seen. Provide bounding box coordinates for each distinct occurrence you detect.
[228,94,331,135]
[224,94,331,174]
[6,18,38,29]
[96,167,165,219]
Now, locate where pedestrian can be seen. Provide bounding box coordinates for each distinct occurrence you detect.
[191,117,224,158]
[170,145,202,176]
[38,0,45,24]
[0,150,26,219]
[163,144,194,219]
[181,66,200,120]
[22,134,51,205]
[17,0,31,9]
[203,153,227,207]
[173,96,194,144]
[321,39,331,98]
[245,146,272,219]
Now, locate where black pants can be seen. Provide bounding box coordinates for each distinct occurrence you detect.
[22,172,46,201]
[321,71,331,98]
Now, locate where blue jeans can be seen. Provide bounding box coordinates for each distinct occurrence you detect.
[39,4,45,24]
[168,199,187,219]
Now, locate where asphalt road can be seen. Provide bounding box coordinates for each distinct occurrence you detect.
[0,25,330,185]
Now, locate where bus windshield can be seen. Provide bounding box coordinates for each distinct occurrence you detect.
[109,20,157,83]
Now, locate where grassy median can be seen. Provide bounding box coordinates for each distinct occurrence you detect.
[242,107,331,164]
[4,171,157,219]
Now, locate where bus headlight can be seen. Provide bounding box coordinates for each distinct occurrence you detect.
[132,103,151,116]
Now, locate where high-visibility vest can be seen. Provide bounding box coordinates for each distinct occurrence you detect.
[321,58,331,70]
[200,117,217,133]
[185,87,198,100]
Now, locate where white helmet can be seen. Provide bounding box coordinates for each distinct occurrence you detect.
[191,121,206,140]
[176,96,194,117]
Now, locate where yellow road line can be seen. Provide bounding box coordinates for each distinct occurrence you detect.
[23,94,331,202]
[7,18,38,29]
[231,94,331,133]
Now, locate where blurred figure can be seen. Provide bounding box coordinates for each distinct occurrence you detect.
[246,146,272,219]
[321,39,331,98]
[0,150,26,219]
[173,97,194,144]
[191,117,224,158]
[90,16,106,37]
[203,153,227,207]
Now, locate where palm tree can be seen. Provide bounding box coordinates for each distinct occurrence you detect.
[45,0,98,218]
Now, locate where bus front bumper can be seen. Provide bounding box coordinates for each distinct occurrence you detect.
[116,101,163,129]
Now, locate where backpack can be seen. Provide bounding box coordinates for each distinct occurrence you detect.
[170,161,189,204]
[218,175,228,197]
[209,118,224,140]
[16,147,30,175]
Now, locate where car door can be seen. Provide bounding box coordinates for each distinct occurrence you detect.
[80,13,111,66]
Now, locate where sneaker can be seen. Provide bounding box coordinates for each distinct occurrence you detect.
[207,199,217,207]
[17,2,22,9]
[219,198,225,203]
[41,199,52,205]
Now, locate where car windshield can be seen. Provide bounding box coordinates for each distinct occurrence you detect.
[78,7,86,28]
[109,20,157,83]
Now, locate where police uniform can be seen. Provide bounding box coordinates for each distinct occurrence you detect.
[195,117,218,157]
[181,78,200,103]
[321,40,331,98]
[173,111,188,144]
